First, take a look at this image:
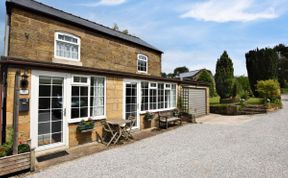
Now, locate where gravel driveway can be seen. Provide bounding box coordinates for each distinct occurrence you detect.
[28,95,288,178]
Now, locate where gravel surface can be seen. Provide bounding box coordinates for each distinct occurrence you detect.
[28,95,288,178]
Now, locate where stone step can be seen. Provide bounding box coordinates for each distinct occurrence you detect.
[244,105,266,109]
[241,108,267,113]
[239,111,266,115]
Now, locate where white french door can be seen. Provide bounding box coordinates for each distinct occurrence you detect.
[124,81,140,129]
[31,71,68,151]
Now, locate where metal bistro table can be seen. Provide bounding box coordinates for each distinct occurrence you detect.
[106,119,132,146]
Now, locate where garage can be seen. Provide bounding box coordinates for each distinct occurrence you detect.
[181,87,208,117]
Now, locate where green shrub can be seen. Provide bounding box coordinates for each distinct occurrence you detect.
[0,128,14,157]
[232,80,238,98]
[256,80,281,102]
[18,144,30,154]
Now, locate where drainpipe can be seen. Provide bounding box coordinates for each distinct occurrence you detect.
[4,0,11,56]
[1,1,11,144]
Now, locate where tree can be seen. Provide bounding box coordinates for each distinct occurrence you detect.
[173,66,189,77]
[122,29,129,34]
[161,72,167,78]
[274,44,288,88]
[235,75,252,97]
[215,51,234,100]
[246,48,279,96]
[112,23,119,31]
[196,70,216,97]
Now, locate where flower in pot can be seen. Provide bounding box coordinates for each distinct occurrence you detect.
[77,118,95,132]
[144,112,154,121]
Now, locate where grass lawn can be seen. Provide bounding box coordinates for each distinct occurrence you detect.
[209,96,220,105]
[246,97,264,105]
[282,88,288,94]
[209,96,264,105]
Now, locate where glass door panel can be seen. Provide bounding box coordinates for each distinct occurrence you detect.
[38,76,64,146]
[125,82,138,127]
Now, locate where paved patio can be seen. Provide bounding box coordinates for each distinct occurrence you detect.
[27,95,288,178]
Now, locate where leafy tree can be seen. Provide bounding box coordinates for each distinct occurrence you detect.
[173,66,189,77]
[167,73,175,78]
[256,80,281,101]
[215,51,234,100]
[112,23,119,31]
[245,48,278,96]
[122,29,129,34]
[196,69,216,97]
[235,75,252,98]
[161,72,167,78]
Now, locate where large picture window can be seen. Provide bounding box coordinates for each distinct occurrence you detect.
[141,82,176,112]
[55,32,80,61]
[71,76,105,120]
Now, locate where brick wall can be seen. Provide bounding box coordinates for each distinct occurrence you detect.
[9,8,162,77]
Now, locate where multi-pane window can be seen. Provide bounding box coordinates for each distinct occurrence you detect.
[90,77,105,116]
[137,54,148,73]
[158,84,164,109]
[141,82,176,111]
[165,84,171,108]
[55,32,80,61]
[71,76,105,120]
[141,82,149,111]
[165,90,171,108]
[71,85,89,119]
[149,83,157,110]
[171,84,177,107]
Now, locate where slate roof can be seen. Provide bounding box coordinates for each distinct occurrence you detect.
[6,0,163,53]
[179,69,202,79]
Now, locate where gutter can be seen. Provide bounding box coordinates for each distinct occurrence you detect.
[0,56,210,87]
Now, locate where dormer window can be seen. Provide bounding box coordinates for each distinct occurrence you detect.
[137,54,148,73]
[55,32,80,61]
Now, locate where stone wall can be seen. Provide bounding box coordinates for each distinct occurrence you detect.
[9,8,162,77]
[6,68,31,143]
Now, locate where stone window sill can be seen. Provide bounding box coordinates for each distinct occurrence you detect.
[52,58,82,66]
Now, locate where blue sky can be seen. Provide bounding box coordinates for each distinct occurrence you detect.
[1,0,288,75]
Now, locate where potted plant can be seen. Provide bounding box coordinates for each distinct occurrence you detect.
[144,112,154,121]
[77,118,95,132]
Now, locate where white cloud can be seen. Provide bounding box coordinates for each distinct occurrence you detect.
[181,0,278,23]
[79,0,126,7]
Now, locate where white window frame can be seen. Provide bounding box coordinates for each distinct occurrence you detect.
[54,32,81,61]
[139,81,177,114]
[137,54,148,73]
[90,76,106,119]
[69,75,106,123]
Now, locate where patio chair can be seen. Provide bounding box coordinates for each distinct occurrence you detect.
[121,116,137,139]
[100,120,120,147]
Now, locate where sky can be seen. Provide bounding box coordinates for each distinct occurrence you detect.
[1,0,288,76]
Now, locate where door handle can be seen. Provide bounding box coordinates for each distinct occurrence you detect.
[64,108,66,117]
